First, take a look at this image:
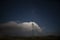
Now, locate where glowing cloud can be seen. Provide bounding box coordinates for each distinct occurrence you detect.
[18,22,42,32]
[0,21,42,36]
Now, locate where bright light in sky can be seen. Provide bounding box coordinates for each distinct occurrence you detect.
[18,21,42,32]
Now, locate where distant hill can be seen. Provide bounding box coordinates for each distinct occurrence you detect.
[0,35,59,40]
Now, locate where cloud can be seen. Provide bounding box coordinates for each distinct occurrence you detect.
[0,21,42,36]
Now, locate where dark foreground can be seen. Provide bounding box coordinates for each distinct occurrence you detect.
[0,36,59,40]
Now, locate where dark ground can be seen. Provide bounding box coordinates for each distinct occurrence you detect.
[0,35,59,40]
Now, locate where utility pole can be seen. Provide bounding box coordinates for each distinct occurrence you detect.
[32,22,34,38]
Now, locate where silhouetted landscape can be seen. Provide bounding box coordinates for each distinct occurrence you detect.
[0,35,59,40]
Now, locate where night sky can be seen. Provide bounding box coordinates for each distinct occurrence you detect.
[0,0,60,35]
